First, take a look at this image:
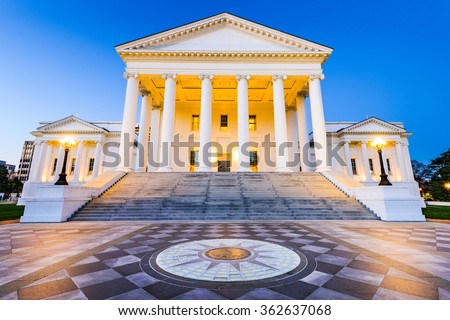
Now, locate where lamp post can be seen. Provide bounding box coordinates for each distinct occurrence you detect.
[370,137,392,186]
[54,137,76,185]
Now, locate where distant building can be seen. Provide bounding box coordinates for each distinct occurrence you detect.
[0,160,15,174]
[17,141,35,182]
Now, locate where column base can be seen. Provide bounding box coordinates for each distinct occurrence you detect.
[315,166,331,172]
[197,167,212,172]
[237,167,252,172]
[134,167,147,173]
[157,167,172,173]
[116,167,132,172]
[276,167,293,173]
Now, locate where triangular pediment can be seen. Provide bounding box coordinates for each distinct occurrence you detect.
[37,116,109,133]
[116,13,332,55]
[338,117,406,134]
[150,27,298,52]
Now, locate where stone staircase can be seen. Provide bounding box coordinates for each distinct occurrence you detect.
[69,172,379,221]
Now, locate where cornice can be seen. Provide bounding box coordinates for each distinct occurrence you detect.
[337,131,406,136]
[118,50,330,62]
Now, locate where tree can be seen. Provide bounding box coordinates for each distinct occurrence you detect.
[0,165,23,198]
[429,149,450,201]
[411,160,434,196]
[0,165,9,194]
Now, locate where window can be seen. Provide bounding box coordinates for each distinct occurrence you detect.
[70,159,76,175]
[351,158,358,175]
[192,115,199,131]
[220,114,228,131]
[249,115,256,131]
[250,151,258,172]
[386,158,392,174]
[88,158,95,175]
[368,158,374,175]
[189,150,198,172]
[51,158,58,175]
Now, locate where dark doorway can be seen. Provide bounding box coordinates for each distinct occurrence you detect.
[218,160,231,172]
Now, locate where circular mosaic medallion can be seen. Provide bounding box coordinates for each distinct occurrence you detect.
[151,238,305,282]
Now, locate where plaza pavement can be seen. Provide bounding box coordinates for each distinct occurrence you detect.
[0,220,449,300]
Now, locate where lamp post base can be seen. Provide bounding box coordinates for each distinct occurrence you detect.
[378,173,392,186]
[54,173,69,185]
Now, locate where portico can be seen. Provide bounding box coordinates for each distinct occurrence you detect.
[115,13,333,173]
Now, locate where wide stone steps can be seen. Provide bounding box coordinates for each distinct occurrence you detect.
[69,172,379,221]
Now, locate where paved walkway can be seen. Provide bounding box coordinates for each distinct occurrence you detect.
[0,220,449,300]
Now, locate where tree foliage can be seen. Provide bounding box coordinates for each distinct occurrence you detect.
[0,165,23,197]
[429,149,450,201]
[411,160,434,196]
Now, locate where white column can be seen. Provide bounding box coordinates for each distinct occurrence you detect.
[286,106,299,170]
[148,106,161,172]
[28,141,42,181]
[382,151,389,177]
[135,90,152,172]
[395,141,408,181]
[33,141,48,182]
[198,74,213,172]
[118,72,139,172]
[41,144,54,182]
[272,74,291,172]
[343,141,353,177]
[53,145,65,182]
[402,142,415,181]
[73,141,85,182]
[296,93,313,172]
[92,140,103,178]
[158,73,177,172]
[361,141,374,182]
[236,74,252,172]
[308,74,329,171]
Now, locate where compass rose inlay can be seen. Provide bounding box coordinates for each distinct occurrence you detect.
[154,238,303,282]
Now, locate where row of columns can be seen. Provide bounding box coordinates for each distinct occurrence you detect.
[29,140,104,183]
[118,72,330,173]
[342,140,410,182]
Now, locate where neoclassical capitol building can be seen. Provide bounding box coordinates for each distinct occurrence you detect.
[19,13,424,222]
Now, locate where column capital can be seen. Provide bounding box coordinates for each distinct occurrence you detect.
[140,89,150,96]
[95,140,103,145]
[308,74,325,82]
[272,74,287,82]
[343,140,351,145]
[395,140,404,146]
[199,74,214,81]
[236,74,251,81]
[123,72,138,79]
[162,73,177,80]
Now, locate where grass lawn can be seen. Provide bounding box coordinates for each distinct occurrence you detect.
[0,204,24,221]
[422,205,450,220]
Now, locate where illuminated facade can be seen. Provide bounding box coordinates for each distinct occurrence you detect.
[19,13,424,222]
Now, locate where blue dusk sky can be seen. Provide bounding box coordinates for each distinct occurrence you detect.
[0,0,449,166]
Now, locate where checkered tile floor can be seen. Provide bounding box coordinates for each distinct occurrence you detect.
[0,222,449,300]
[0,228,104,256]
[348,227,450,253]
